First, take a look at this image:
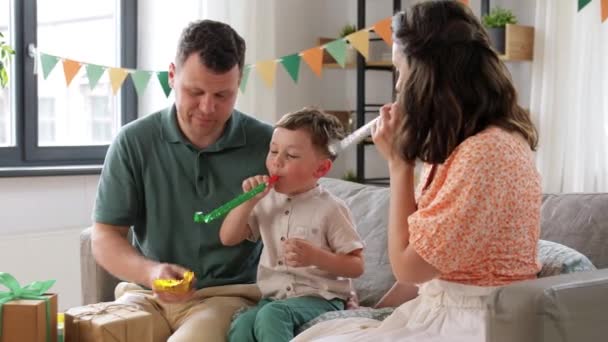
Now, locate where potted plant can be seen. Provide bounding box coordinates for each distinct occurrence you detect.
[341,170,358,183]
[0,32,15,88]
[482,7,517,54]
[339,24,359,65]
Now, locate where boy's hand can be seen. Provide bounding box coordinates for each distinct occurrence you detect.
[242,175,273,202]
[283,238,320,267]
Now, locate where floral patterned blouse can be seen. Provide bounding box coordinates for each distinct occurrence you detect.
[409,126,542,286]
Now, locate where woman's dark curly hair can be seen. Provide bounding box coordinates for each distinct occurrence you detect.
[392,0,538,164]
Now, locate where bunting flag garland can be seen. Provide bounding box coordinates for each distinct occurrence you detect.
[577,0,608,23]
[239,66,251,93]
[372,17,393,46]
[255,60,278,88]
[156,71,172,97]
[62,59,81,86]
[108,68,129,95]
[38,16,397,95]
[280,53,301,82]
[301,47,324,78]
[40,53,59,79]
[346,30,370,59]
[131,70,152,96]
[578,0,592,11]
[85,64,105,89]
[325,39,349,67]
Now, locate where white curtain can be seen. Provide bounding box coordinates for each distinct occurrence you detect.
[531,0,608,193]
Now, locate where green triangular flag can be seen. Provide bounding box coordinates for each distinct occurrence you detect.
[157,71,172,97]
[131,70,152,96]
[239,65,251,93]
[578,0,592,11]
[280,54,301,83]
[40,53,59,79]
[85,64,105,89]
[325,39,349,67]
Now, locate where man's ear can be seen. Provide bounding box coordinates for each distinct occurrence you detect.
[314,159,332,178]
[168,62,176,89]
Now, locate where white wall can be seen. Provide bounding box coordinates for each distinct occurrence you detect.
[0,175,98,310]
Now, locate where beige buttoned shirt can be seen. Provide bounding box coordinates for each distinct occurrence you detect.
[248,185,364,301]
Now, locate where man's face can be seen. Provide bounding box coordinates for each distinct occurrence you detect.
[169,53,240,148]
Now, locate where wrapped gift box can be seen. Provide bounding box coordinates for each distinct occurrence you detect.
[1,293,58,342]
[65,303,152,342]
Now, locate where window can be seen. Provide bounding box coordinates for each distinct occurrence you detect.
[38,97,55,144]
[0,92,10,146]
[0,0,136,173]
[0,1,14,148]
[89,95,113,143]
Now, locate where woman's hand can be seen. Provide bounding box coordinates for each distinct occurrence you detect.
[372,103,401,163]
[372,103,413,171]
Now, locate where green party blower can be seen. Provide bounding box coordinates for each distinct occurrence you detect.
[194,175,279,224]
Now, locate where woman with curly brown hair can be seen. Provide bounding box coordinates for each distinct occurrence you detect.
[293,1,541,341]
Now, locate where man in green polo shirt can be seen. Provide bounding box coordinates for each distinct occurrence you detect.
[92,19,272,342]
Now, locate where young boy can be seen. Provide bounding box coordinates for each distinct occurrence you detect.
[219,108,365,342]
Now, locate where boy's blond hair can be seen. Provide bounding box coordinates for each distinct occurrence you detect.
[275,108,345,161]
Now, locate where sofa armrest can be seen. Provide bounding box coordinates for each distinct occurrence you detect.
[487,269,608,342]
[80,227,121,304]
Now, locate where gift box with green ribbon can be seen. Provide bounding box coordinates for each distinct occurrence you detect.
[0,272,58,342]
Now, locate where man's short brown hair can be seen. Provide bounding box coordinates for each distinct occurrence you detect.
[275,108,345,161]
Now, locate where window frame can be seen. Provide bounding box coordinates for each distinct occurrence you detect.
[0,0,137,175]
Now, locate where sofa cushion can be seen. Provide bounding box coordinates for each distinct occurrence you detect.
[537,239,596,277]
[541,193,608,269]
[320,178,395,307]
[297,307,394,334]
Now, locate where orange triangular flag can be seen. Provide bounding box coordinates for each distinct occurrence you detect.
[346,30,370,60]
[373,17,392,46]
[301,47,324,78]
[602,0,607,22]
[255,60,277,88]
[62,59,81,86]
[108,68,129,94]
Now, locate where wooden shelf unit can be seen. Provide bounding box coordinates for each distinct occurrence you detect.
[498,24,534,61]
[323,60,392,69]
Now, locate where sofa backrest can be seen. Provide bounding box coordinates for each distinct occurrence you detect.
[320,178,608,306]
[541,193,608,269]
[319,178,395,307]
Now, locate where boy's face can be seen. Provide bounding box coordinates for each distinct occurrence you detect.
[266,127,331,196]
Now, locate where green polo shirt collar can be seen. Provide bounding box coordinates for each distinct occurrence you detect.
[161,105,247,152]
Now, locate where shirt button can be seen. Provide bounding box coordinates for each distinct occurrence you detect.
[280,236,286,241]
[287,198,291,202]
[278,261,283,266]
[284,210,290,215]
[286,286,292,291]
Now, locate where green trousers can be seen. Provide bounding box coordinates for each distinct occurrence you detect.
[228,296,345,342]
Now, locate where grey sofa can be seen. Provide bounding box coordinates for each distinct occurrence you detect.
[80,177,608,341]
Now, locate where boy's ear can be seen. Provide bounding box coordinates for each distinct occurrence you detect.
[314,159,332,178]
